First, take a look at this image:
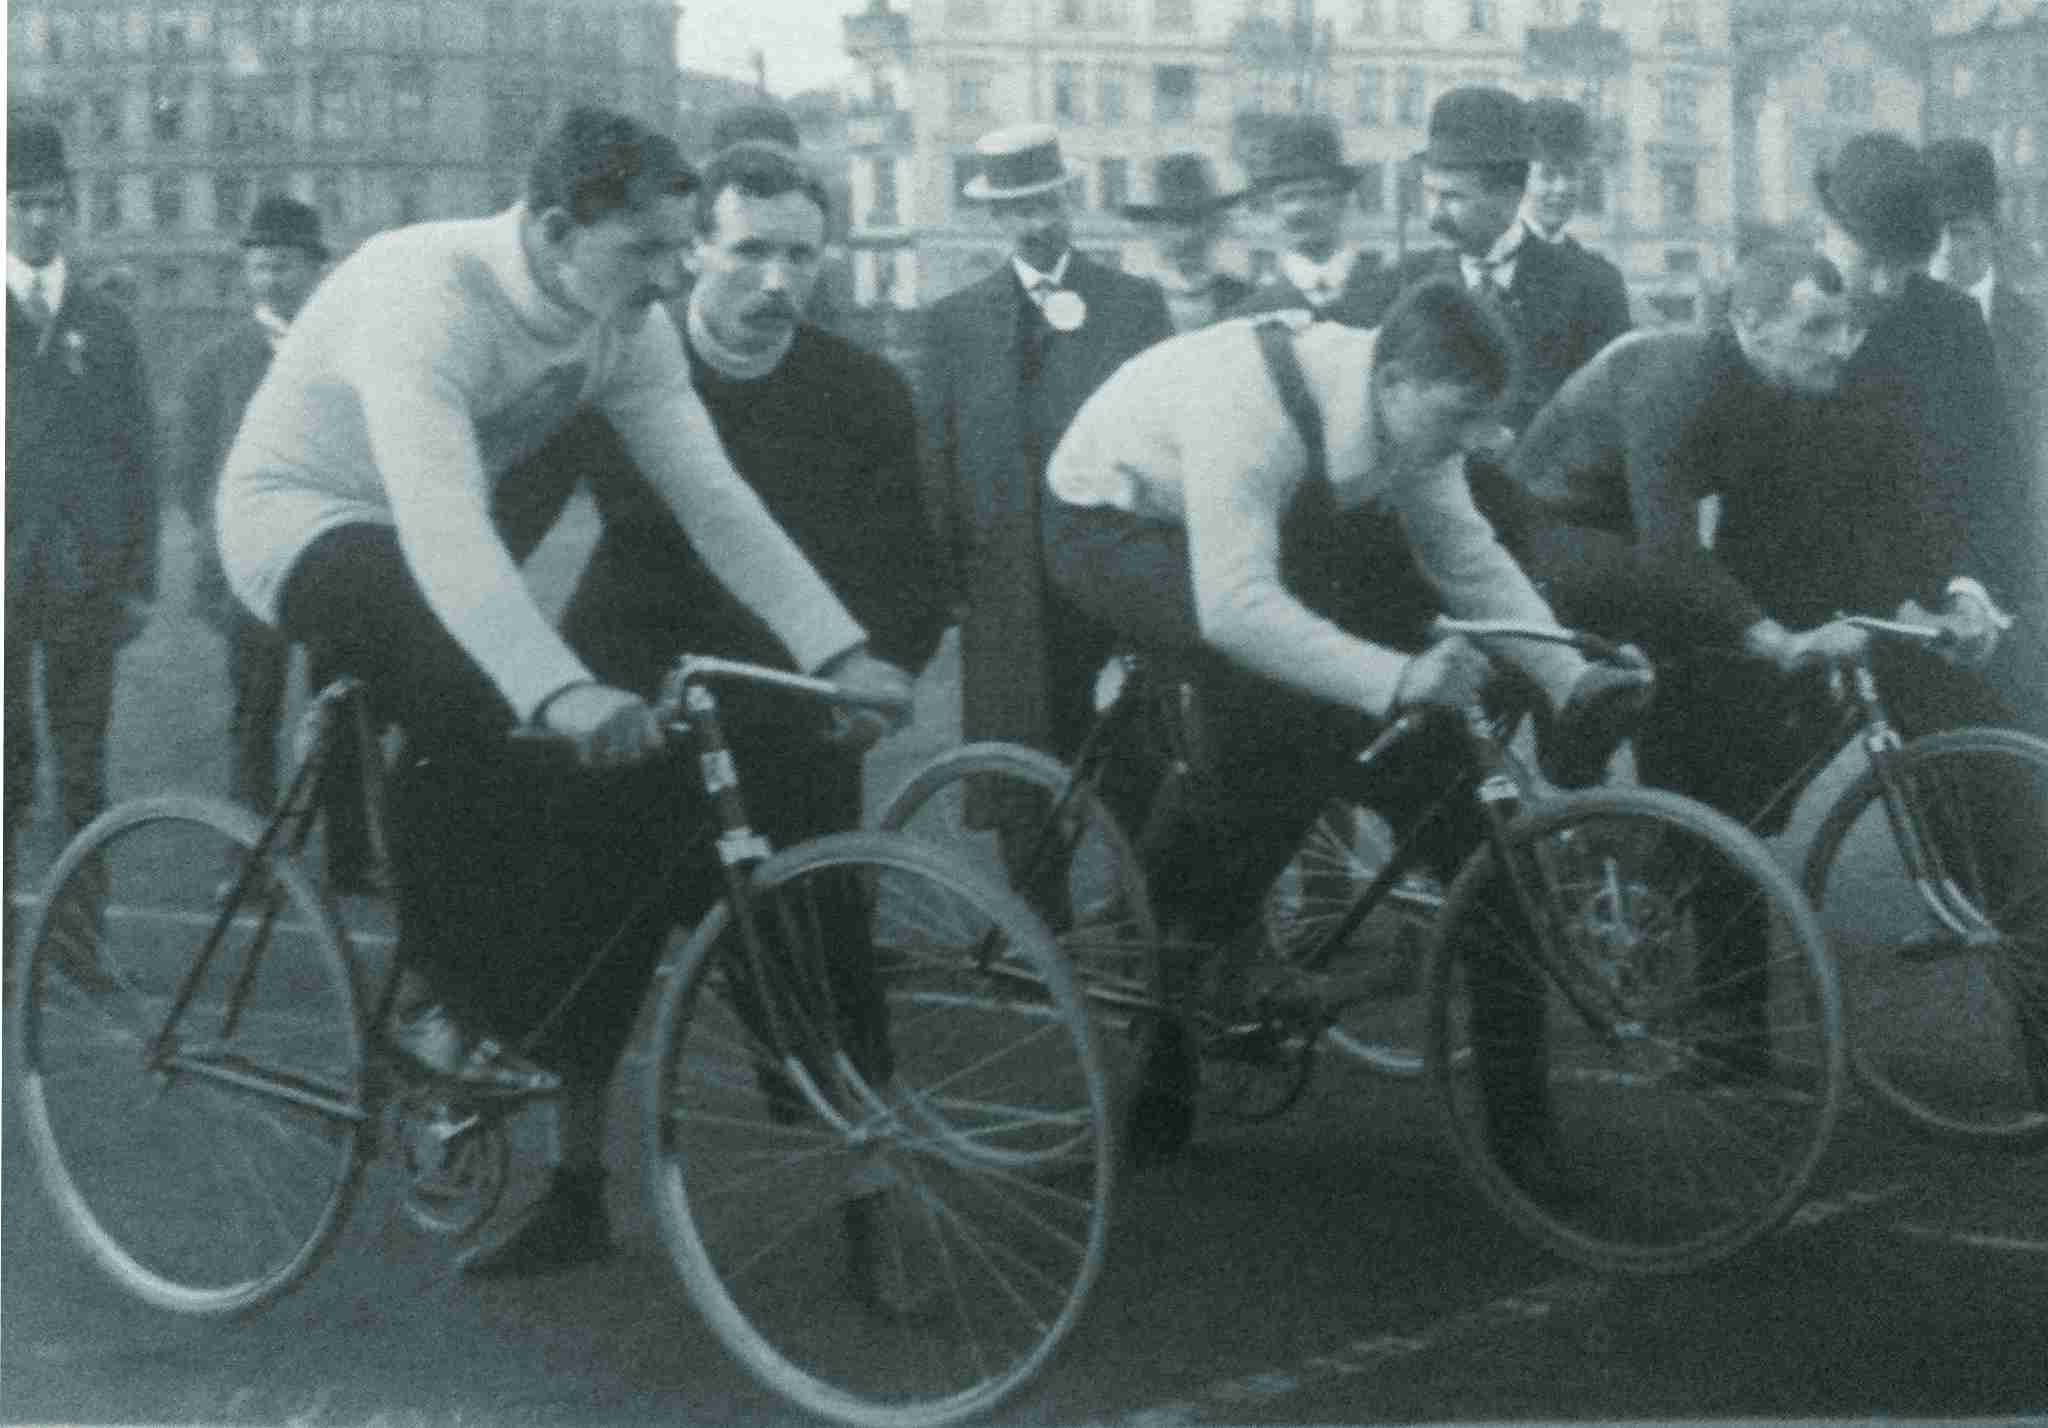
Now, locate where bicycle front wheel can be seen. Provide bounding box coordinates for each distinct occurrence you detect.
[7,796,371,1315]
[1427,788,1844,1274]
[1805,727,2048,1150]
[643,831,1112,1428]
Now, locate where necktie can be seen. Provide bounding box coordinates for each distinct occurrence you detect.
[22,270,55,345]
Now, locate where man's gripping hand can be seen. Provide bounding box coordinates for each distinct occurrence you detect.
[1392,635,1492,715]
[538,683,665,770]
[1899,595,2002,670]
[818,647,915,752]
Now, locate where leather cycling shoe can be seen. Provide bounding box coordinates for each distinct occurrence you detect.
[385,1002,560,1097]
[459,1166,614,1278]
[1125,1020,1199,1166]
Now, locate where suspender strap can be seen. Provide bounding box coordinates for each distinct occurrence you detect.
[1252,316,1327,492]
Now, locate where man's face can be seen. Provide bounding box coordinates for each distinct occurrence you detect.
[1735,274,1864,396]
[7,181,74,268]
[1146,213,1221,277]
[1818,215,1914,326]
[987,187,1071,273]
[1930,214,1995,291]
[550,193,695,331]
[693,186,825,356]
[1526,158,1580,235]
[243,244,323,321]
[1265,177,1351,263]
[1424,166,1521,257]
[1377,369,1503,472]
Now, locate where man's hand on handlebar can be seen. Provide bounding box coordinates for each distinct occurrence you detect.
[818,648,916,751]
[1898,596,2000,670]
[540,683,665,770]
[1392,634,1492,714]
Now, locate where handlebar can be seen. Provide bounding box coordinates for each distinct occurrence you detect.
[1838,613,1949,648]
[512,653,913,749]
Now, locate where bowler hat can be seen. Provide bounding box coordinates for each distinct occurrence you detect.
[1923,136,2000,223]
[1122,153,1240,221]
[1416,86,1530,169]
[1245,114,1360,195]
[1814,131,1940,265]
[962,124,1079,201]
[241,195,328,259]
[709,102,801,155]
[1527,97,1592,165]
[8,117,71,191]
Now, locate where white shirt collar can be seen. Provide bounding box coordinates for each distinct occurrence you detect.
[8,253,66,314]
[253,303,292,342]
[1519,209,1567,246]
[1460,224,1525,292]
[1279,245,1359,304]
[1012,251,1072,293]
[1969,267,1997,326]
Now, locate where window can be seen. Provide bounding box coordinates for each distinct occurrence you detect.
[872,157,900,227]
[1661,73,1698,138]
[1664,247,1699,274]
[1100,157,1130,210]
[2016,126,2035,167]
[1357,66,1382,125]
[1825,70,1871,116]
[1534,0,1564,21]
[125,9,150,52]
[1356,159,1386,215]
[386,1,427,47]
[1355,0,1381,33]
[150,73,186,142]
[317,1,355,48]
[216,257,242,302]
[316,170,347,229]
[953,73,988,117]
[1661,161,1697,225]
[1100,70,1127,125]
[1953,63,1974,99]
[153,172,186,230]
[1154,65,1198,124]
[946,0,990,24]
[1467,0,1495,34]
[214,170,251,230]
[91,175,123,233]
[1154,0,1194,29]
[90,91,122,145]
[392,65,430,138]
[1660,0,1698,43]
[94,11,121,51]
[1057,0,1086,24]
[1396,0,1423,36]
[1099,0,1129,26]
[155,263,184,304]
[394,172,428,226]
[1579,163,1605,215]
[1055,62,1085,122]
[317,68,361,142]
[1396,66,1425,125]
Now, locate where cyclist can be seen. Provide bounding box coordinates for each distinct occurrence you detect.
[216,107,910,1271]
[1043,276,1651,1165]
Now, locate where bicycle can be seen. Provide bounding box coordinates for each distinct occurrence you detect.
[7,655,1113,1428]
[886,619,1848,1274]
[1749,614,2048,1151]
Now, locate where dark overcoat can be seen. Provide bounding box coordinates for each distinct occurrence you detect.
[920,253,1172,753]
[173,316,276,620]
[1227,252,1395,329]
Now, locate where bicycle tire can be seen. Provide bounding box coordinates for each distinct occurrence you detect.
[1263,800,1444,1078]
[1804,726,2048,1150]
[1426,787,1844,1274]
[7,794,371,1315]
[641,831,1113,1428]
[879,742,1163,1063]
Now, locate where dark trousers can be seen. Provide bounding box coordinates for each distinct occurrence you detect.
[226,608,289,814]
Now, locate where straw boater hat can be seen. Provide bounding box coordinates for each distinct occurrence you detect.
[962,124,1079,201]
[1122,153,1239,222]
[1415,86,1530,168]
[1244,114,1360,196]
[1814,131,1941,264]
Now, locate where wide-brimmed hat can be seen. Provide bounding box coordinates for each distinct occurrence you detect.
[1526,96,1592,165]
[1122,153,1240,221]
[1815,131,1940,264]
[241,195,328,258]
[1245,114,1360,195]
[962,124,1079,201]
[1415,86,1530,168]
[8,117,70,191]
[1923,136,2000,223]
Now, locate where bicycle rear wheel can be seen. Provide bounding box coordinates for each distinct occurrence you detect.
[1263,800,1442,1078]
[7,795,371,1314]
[879,743,1161,1066]
[1805,727,2048,1150]
[1427,788,1844,1274]
[643,832,1112,1428]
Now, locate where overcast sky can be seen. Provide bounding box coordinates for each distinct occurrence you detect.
[678,0,860,96]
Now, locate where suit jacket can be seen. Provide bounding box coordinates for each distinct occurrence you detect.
[1988,279,2047,571]
[6,282,159,637]
[1382,236,1632,435]
[920,253,1173,748]
[1156,270,1254,333]
[1228,250,1395,330]
[174,315,278,619]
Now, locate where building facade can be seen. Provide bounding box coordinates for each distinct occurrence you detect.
[7,0,680,395]
[1925,0,2046,274]
[848,0,1736,323]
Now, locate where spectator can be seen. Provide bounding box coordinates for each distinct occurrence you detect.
[1124,153,1249,332]
[5,116,159,957]
[1229,114,1388,326]
[1519,97,1632,326]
